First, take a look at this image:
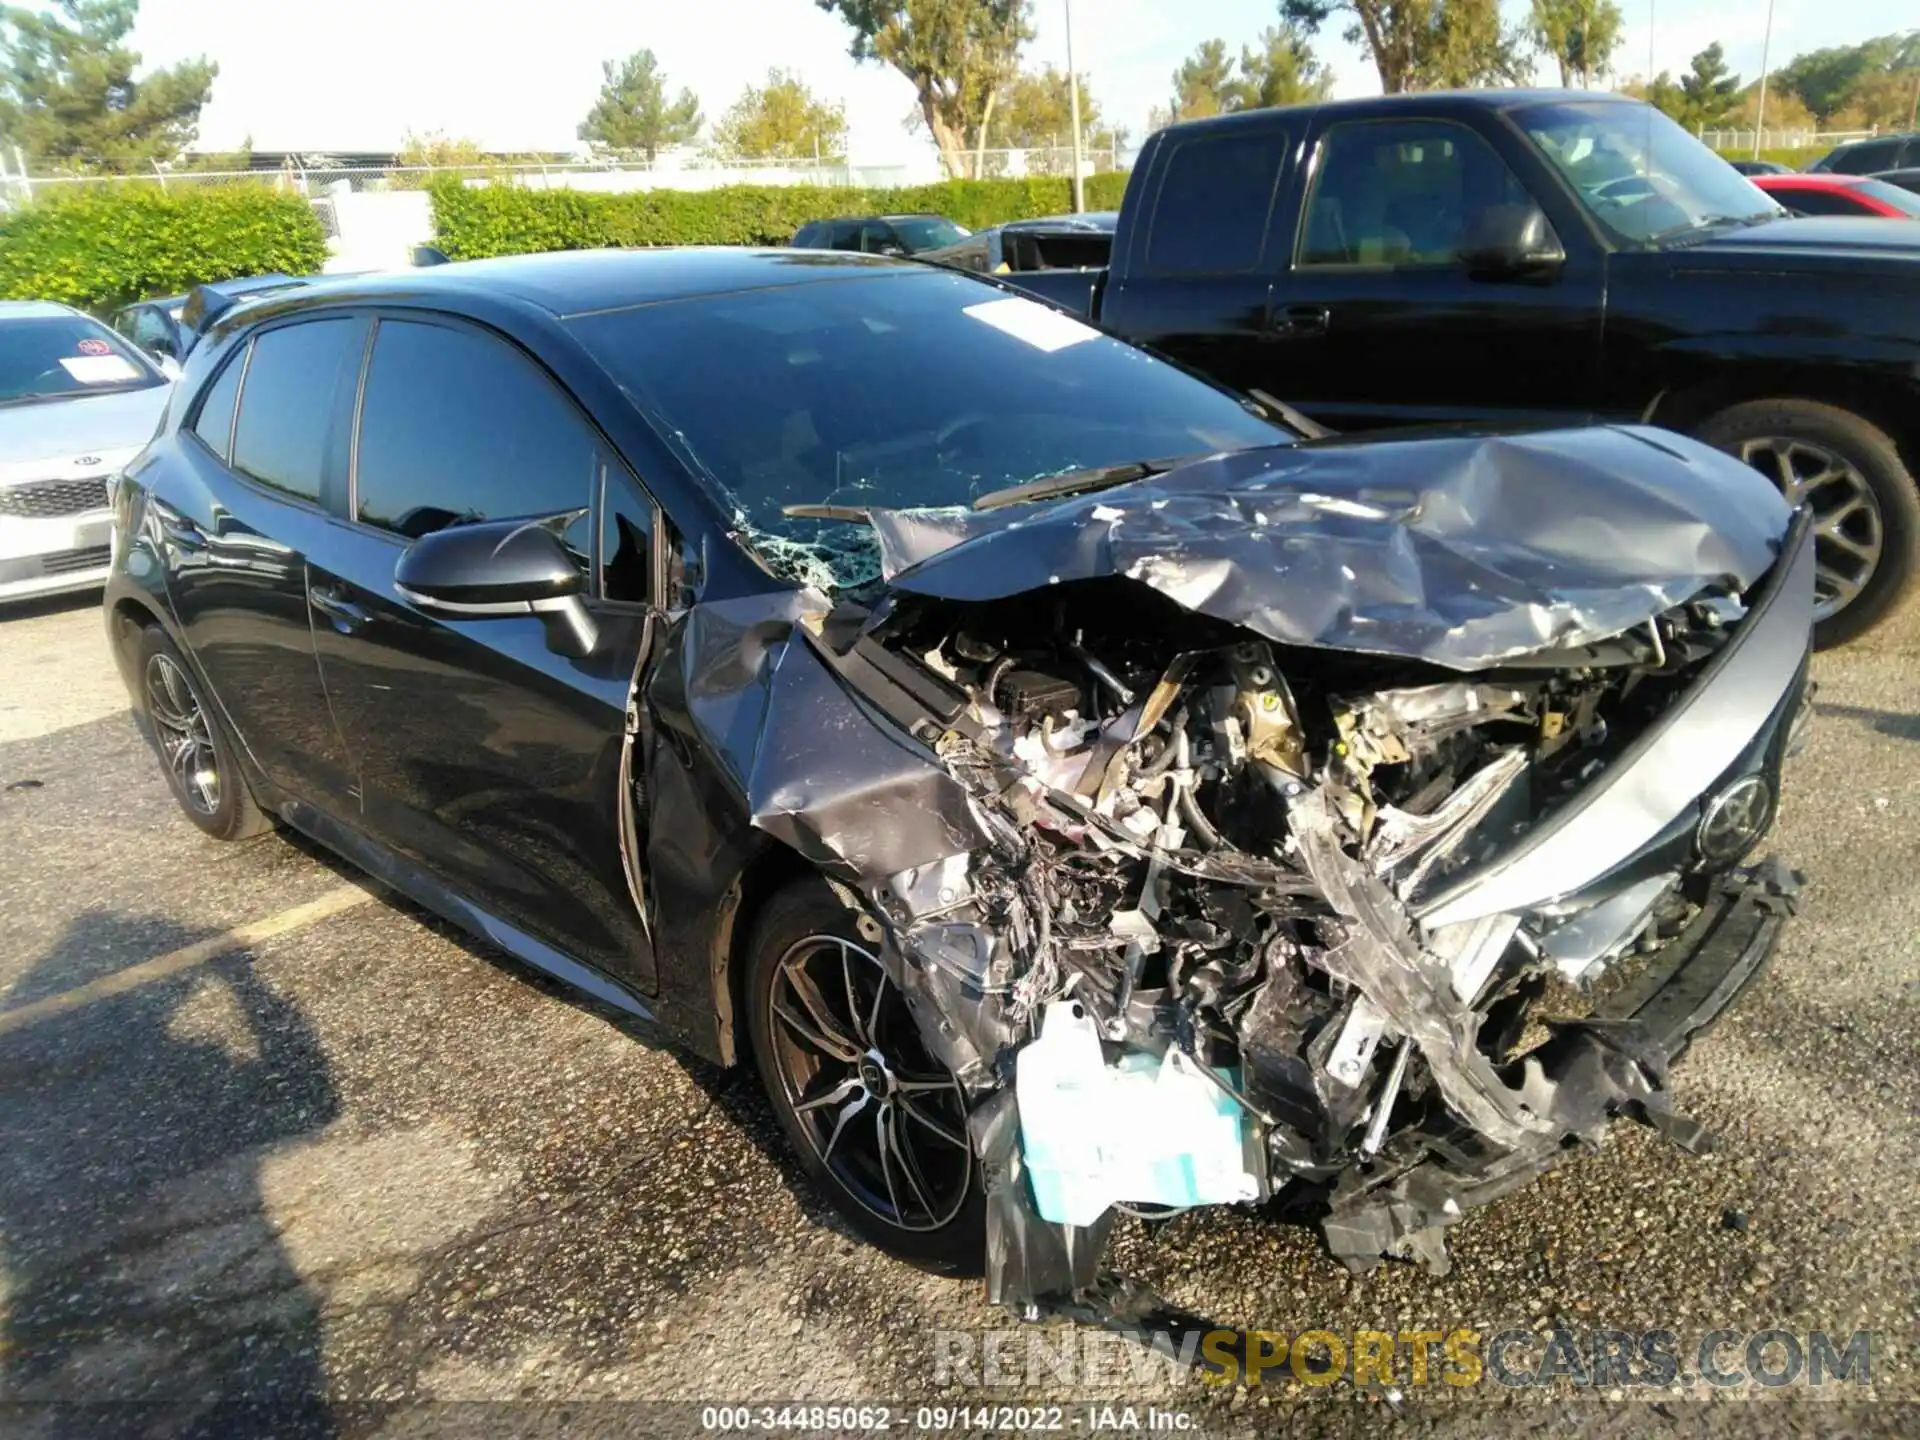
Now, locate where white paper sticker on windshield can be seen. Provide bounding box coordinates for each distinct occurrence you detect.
[963,297,1099,353]
[59,354,142,384]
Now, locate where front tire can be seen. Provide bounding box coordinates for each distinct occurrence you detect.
[744,878,985,1275]
[1695,399,1920,648]
[134,625,268,842]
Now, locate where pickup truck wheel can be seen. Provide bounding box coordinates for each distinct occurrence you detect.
[1696,400,1920,648]
[744,878,986,1276]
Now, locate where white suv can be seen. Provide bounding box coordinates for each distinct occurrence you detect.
[0,301,174,603]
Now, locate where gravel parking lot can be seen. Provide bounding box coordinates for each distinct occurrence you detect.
[1,591,1915,1437]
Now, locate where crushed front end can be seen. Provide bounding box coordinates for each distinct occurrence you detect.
[697,428,1814,1321]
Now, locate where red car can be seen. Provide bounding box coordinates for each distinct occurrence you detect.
[1750,172,1920,219]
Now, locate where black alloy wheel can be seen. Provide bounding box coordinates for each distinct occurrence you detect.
[1698,399,1920,648]
[135,624,267,841]
[745,881,985,1273]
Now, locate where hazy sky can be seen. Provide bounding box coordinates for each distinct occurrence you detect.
[127,0,1915,159]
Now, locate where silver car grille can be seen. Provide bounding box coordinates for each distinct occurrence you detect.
[0,477,112,519]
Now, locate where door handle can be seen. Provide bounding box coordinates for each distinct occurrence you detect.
[308,583,371,633]
[1267,304,1331,338]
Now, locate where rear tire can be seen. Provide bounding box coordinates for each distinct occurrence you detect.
[744,877,986,1276]
[1694,399,1920,649]
[134,625,268,842]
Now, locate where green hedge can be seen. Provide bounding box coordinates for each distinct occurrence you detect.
[1705,143,1826,170]
[429,172,1132,259]
[0,186,329,313]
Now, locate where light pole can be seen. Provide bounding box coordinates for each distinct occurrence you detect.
[1065,0,1085,213]
[1752,0,1776,161]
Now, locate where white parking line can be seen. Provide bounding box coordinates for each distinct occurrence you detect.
[0,884,374,1036]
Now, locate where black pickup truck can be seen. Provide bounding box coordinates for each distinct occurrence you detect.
[1012,90,1920,646]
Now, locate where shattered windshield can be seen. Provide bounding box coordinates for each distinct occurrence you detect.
[567,268,1285,590]
[1519,100,1782,246]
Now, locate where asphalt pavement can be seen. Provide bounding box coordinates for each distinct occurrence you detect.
[1,590,1915,1438]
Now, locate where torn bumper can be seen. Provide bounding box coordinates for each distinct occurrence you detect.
[1320,856,1799,1278]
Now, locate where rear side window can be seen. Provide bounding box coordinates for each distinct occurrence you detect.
[230,319,362,502]
[1144,130,1288,275]
[1772,187,1868,217]
[353,319,597,545]
[190,348,245,461]
[1830,140,1900,175]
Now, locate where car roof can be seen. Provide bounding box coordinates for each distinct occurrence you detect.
[231,247,918,321]
[0,299,86,320]
[1001,211,1118,233]
[1754,174,1863,186]
[1829,131,1919,150]
[1156,87,1636,139]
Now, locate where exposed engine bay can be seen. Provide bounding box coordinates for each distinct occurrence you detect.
[675,427,1815,1324]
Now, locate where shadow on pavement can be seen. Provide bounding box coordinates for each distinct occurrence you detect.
[0,588,104,625]
[1813,700,1920,743]
[0,911,339,1437]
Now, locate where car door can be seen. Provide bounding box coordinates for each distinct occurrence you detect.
[304,313,660,991]
[1266,114,1605,430]
[1099,123,1295,398]
[163,319,364,808]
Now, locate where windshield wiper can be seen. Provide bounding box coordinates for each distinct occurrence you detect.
[970,453,1199,513]
[1646,212,1771,245]
[780,503,872,523]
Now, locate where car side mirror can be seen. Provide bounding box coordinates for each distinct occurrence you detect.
[393,517,598,655]
[154,353,182,380]
[1460,204,1565,280]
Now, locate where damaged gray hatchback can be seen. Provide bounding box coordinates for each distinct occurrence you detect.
[112,252,1811,1327]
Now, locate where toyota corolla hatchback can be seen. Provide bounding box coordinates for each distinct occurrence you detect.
[106,250,1810,1321]
[0,301,173,604]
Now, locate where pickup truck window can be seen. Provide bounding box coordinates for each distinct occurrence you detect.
[1517,100,1779,246]
[1145,130,1288,275]
[1298,119,1535,268]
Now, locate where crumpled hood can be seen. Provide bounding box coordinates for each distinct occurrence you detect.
[0,383,171,469]
[866,425,1791,671]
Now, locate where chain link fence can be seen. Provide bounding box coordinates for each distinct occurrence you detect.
[0,145,1130,210]
[1697,128,1876,155]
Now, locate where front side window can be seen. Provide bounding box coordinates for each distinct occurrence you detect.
[0,314,164,404]
[229,319,362,502]
[133,308,176,356]
[600,472,654,604]
[567,268,1286,592]
[353,319,596,550]
[855,222,898,254]
[890,216,968,252]
[1518,100,1781,246]
[1144,130,1288,274]
[1300,119,1539,267]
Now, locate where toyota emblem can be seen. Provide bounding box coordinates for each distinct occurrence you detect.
[74,455,101,467]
